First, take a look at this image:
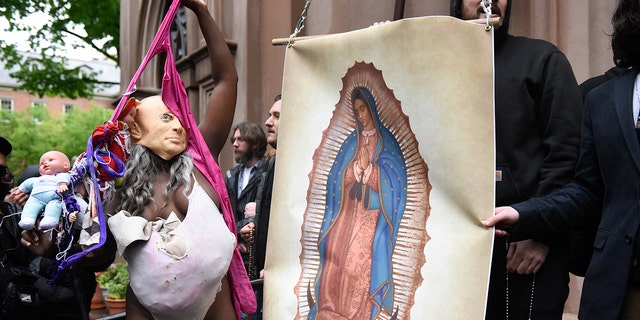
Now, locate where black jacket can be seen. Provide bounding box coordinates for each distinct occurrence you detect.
[512,68,640,319]
[225,160,266,234]
[494,35,582,208]
[0,202,97,320]
[254,155,276,274]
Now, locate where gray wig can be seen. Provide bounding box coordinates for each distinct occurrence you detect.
[115,144,194,216]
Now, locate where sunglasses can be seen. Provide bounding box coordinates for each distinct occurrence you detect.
[0,165,13,187]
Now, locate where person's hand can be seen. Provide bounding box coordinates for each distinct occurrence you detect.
[69,211,77,223]
[240,222,255,242]
[57,183,68,194]
[6,187,28,207]
[259,269,264,279]
[238,242,247,253]
[483,206,520,237]
[506,239,549,274]
[245,202,256,218]
[21,228,54,257]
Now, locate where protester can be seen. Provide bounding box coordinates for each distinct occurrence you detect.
[568,65,629,277]
[239,94,281,320]
[225,121,267,276]
[22,0,255,318]
[450,0,583,318]
[240,94,281,279]
[0,137,100,320]
[485,0,640,318]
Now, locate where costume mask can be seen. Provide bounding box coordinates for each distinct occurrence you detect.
[129,96,188,160]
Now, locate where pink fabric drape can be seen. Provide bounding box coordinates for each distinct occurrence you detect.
[111,0,256,317]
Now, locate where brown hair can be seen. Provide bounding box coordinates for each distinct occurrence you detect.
[231,121,267,158]
[612,0,640,68]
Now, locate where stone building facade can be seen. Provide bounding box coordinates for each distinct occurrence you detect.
[119,3,613,316]
[119,0,617,172]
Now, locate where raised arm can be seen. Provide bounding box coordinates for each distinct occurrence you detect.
[184,0,238,160]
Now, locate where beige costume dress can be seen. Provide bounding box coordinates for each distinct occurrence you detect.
[108,177,235,320]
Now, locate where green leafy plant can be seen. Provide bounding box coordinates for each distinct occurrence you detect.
[97,263,129,300]
[1,0,120,98]
[0,105,113,177]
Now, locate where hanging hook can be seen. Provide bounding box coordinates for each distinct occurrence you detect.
[481,0,493,31]
[288,0,313,48]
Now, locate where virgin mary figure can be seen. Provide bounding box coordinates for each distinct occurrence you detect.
[308,86,407,319]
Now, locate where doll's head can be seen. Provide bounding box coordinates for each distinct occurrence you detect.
[39,151,71,176]
[118,97,139,128]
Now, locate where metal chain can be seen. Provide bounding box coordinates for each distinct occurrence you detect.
[506,235,510,320]
[247,228,256,279]
[481,0,493,31]
[287,0,313,47]
[505,235,536,320]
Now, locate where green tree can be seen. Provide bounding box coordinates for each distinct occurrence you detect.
[0,105,112,179]
[0,0,120,98]
[60,105,114,157]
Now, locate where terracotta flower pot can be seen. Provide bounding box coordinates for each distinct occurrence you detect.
[105,297,126,315]
[101,287,109,302]
[90,283,106,310]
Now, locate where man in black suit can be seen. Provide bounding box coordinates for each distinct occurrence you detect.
[485,0,640,318]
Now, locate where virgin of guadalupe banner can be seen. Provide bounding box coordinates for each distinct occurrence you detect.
[264,16,495,319]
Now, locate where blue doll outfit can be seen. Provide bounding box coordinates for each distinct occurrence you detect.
[18,173,71,230]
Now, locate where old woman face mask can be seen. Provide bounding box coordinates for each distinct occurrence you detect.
[129,96,188,160]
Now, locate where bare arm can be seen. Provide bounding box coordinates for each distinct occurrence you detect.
[184,0,238,160]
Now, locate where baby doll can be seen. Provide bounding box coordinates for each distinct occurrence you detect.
[17,150,71,230]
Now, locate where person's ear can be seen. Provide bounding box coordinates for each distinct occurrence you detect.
[129,121,143,141]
